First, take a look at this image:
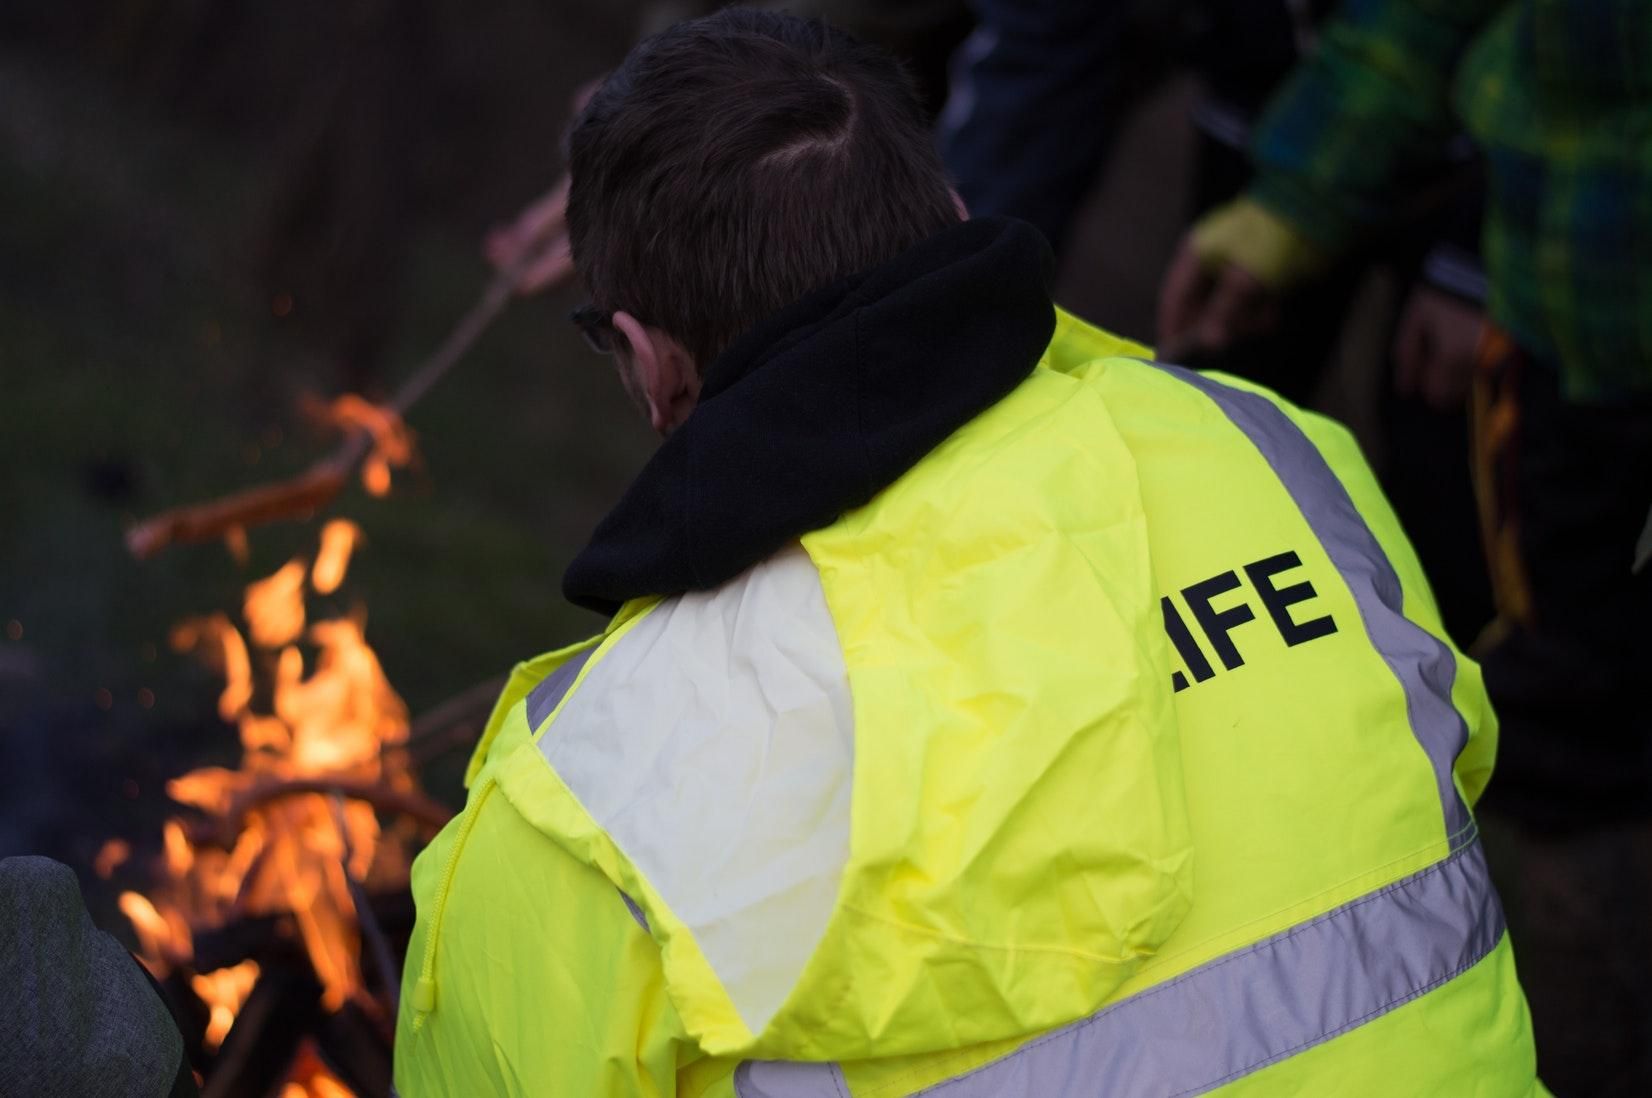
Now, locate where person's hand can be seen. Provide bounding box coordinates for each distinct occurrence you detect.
[1156,235,1280,360]
[484,175,575,296]
[1155,198,1327,362]
[1392,285,1484,411]
[482,80,605,297]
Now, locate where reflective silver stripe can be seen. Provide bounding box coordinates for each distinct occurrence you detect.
[524,645,596,733]
[1158,365,1474,846]
[734,1060,848,1098]
[919,840,1503,1097]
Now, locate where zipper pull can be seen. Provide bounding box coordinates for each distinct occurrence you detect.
[409,975,437,1030]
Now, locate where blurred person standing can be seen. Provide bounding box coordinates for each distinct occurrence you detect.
[1157,3,1652,1092]
[941,0,1497,644]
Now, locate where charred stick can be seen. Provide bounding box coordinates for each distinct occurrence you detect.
[185,777,452,850]
[189,911,303,973]
[201,964,322,1098]
[329,794,402,1012]
[315,1001,395,1098]
[189,890,414,973]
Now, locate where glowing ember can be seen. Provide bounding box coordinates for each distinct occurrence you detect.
[191,961,260,1051]
[311,520,361,596]
[224,525,250,565]
[123,524,426,1083]
[94,838,131,879]
[328,396,414,498]
[362,461,391,498]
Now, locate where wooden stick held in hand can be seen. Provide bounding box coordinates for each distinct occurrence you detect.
[125,252,533,559]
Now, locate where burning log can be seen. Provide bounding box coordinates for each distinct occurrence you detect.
[189,912,301,974]
[111,229,573,1092]
[183,778,450,852]
[187,889,415,983]
[201,965,324,1098]
[315,1001,396,1098]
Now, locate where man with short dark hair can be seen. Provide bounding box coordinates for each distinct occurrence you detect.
[564,10,959,389]
[394,10,1540,1095]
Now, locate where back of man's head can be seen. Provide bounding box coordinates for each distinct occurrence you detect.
[566,8,960,369]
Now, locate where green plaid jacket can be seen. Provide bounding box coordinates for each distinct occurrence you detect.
[1248,0,1652,401]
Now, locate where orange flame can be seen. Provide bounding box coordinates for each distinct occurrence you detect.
[192,961,260,1051]
[283,1041,355,1097]
[311,520,360,595]
[118,891,192,970]
[245,559,308,648]
[163,819,195,876]
[171,614,254,722]
[124,522,424,1080]
[94,838,131,879]
[329,396,414,498]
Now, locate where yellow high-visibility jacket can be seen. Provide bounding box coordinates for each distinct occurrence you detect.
[395,309,1541,1096]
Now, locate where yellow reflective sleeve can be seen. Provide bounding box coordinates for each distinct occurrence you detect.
[393,779,700,1096]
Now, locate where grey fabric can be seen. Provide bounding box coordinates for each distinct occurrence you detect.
[916,841,1503,1096]
[0,856,184,1098]
[617,890,650,934]
[1158,364,1476,846]
[524,645,596,734]
[733,1059,848,1098]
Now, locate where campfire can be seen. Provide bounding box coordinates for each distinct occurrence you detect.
[111,519,452,1097]
[105,256,524,1093]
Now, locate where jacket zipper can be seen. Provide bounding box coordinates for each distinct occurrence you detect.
[408,777,496,1031]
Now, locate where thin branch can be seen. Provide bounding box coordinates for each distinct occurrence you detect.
[404,673,506,747]
[399,672,508,767]
[126,257,527,559]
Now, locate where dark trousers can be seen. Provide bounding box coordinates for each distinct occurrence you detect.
[1472,332,1652,1095]
[1472,334,1652,826]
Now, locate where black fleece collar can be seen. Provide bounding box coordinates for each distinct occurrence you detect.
[563,216,1055,614]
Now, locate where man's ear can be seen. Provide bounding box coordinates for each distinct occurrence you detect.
[612,311,702,435]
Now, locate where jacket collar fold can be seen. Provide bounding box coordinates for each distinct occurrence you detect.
[564,216,1055,613]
